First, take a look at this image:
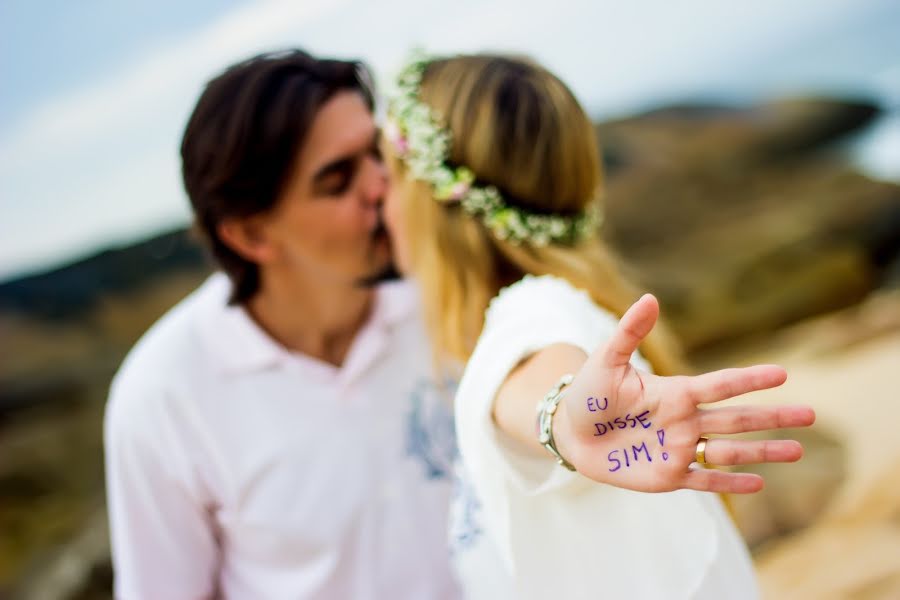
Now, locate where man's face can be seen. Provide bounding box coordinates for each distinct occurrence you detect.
[257,90,393,287]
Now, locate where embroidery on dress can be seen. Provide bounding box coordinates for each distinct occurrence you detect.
[449,464,484,552]
[405,377,457,480]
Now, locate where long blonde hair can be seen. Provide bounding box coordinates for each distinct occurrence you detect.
[389,54,683,375]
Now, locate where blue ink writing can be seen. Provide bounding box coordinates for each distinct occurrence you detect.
[587,397,608,412]
[608,450,621,472]
[635,410,652,429]
[593,411,653,436]
[657,428,668,460]
[607,443,654,471]
[632,442,652,463]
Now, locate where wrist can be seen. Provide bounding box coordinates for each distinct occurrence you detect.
[551,399,578,470]
[536,374,577,471]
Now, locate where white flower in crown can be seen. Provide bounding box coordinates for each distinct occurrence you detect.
[387,50,602,246]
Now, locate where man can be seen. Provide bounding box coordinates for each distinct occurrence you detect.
[104,49,459,599]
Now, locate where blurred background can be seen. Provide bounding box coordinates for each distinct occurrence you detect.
[1,0,899,598]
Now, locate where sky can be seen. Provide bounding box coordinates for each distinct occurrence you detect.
[1,0,899,281]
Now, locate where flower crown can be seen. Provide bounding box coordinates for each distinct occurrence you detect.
[385,51,601,246]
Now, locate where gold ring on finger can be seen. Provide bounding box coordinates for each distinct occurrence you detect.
[696,436,710,464]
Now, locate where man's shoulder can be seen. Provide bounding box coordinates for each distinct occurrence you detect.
[110,273,229,397]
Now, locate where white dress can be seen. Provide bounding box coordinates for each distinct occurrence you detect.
[449,275,758,600]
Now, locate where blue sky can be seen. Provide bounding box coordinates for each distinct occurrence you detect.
[0,0,252,130]
[1,0,898,281]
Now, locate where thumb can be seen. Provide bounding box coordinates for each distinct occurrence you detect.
[598,294,659,369]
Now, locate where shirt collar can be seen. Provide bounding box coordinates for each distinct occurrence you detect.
[196,273,419,376]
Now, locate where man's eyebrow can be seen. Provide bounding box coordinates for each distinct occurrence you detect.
[311,130,381,184]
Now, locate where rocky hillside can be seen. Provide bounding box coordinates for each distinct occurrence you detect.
[597,98,900,353]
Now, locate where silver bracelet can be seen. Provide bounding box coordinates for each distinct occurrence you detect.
[536,373,576,471]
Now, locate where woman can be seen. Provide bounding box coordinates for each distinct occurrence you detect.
[382,52,815,599]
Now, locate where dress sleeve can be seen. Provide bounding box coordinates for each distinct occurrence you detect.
[454,276,650,497]
[104,373,219,600]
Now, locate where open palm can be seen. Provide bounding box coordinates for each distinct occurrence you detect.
[555,294,816,494]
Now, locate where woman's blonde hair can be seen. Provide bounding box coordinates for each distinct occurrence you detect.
[389,54,683,374]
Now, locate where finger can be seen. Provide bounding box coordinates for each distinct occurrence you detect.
[689,364,787,405]
[703,438,803,465]
[600,294,659,368]
[697,405,815,434]
[681,468,764,494]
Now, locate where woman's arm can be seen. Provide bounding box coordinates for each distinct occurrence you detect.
[492,342,587,456]
[489,294,816,493]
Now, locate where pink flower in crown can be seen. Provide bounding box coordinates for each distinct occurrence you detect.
[449,180,470,200]
[385,119,409,156]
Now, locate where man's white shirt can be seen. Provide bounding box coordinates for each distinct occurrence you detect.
[105,273,460,599]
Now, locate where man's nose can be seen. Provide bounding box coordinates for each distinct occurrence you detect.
[360,154,388,207]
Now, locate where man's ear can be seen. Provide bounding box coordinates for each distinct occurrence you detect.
[217,215,278,264]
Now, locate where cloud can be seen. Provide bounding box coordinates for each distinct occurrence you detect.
[1,0,348,172]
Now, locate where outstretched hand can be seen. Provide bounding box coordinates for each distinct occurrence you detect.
[554,294,816,494]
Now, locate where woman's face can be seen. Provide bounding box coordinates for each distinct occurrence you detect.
[382,151,413,276]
